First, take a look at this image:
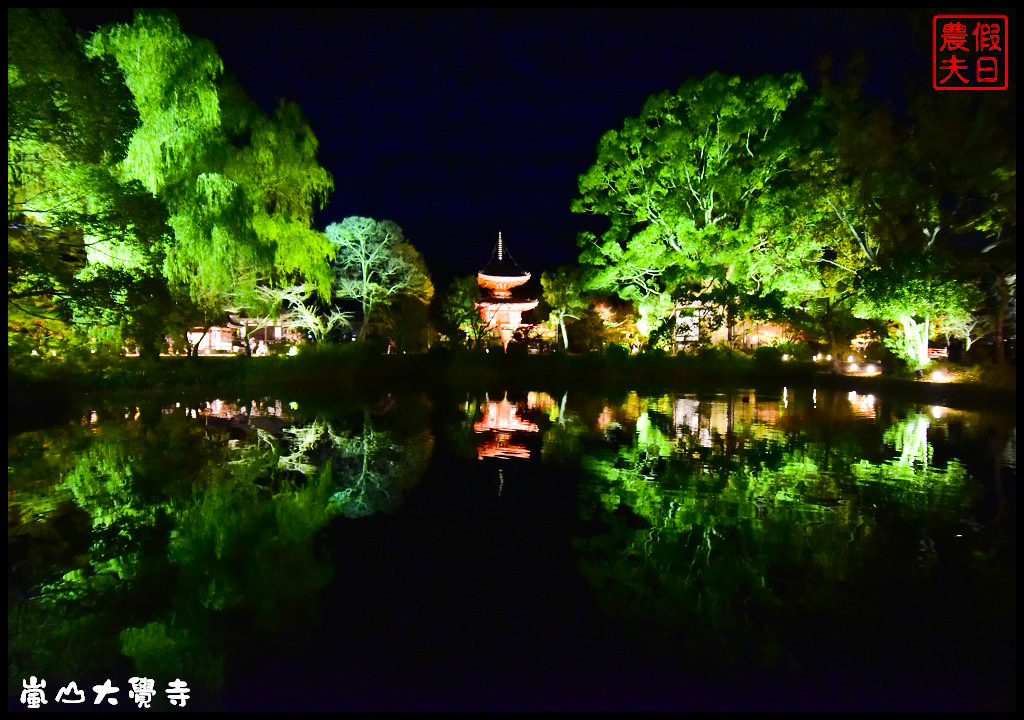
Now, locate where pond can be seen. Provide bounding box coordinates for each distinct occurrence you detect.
[8,386,1016,710]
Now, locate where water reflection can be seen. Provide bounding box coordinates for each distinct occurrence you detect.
[8,398,433,708]
[474,394,539,460]
[471,392,559,461]
[847,390,877,418]
[7,388,1015,710]
[567,389,1005,696]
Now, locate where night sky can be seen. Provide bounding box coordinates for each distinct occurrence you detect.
[61,8,981,285]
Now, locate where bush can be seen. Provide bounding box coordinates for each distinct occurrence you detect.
[605,344,630,361]
[753,346,783,367]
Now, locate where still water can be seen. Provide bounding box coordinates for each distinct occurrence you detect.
[8,387,1016,710]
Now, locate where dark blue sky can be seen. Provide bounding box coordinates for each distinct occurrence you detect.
[65,8,955,284]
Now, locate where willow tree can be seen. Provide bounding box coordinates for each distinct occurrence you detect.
[574,73,822,339]
[9,9,334,360]
[326,217,433,341]
[87,10,333,322]
[7,9,172,356]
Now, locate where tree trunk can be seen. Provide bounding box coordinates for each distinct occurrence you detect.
[243,320,252,357]
[189,326,210,359]
[994,276,1008,365]
[900,315,929,370]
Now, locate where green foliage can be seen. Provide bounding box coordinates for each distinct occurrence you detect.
[251,284,351,344]
[576,66,1014,364]
[327,217,434,341]
[98,22,338,312]
[542,266,588,349]
[796,78,1013,367]
[575,73,821,326]
[7,10,173,356]
[440,275,488,348]
[9,9,334,364]
[853,253,982,369]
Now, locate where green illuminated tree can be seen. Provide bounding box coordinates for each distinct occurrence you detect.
[9,9,334,362]
[542,266,588,349]
[440,275,489,348]
[87,10,333,316]
[326,217,434,340]
[797,75,1013,369]
[7,9,173,357]
[251,283,351,345]
[574,73,821,337]
[852,253,980,369]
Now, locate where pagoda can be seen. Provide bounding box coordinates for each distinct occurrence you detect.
[476,232,539,349]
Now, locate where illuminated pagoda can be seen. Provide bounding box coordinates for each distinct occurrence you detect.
[476,232,539,350]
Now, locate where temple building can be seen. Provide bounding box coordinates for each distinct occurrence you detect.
[476,232,540,349]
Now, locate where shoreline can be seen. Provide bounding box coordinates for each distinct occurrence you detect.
[9,351,1015,433]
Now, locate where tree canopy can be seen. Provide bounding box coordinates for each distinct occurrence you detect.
[574,73,821,334]
[326,217,433,341]
[574,68,1015,364]
[8,9,334,358]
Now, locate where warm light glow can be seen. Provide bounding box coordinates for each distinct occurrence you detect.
[864,364,878,375]
[287,346,299,356]
[849,363,859,372]
[826,354,832,361]
[474,395,540,460]
[473,398,539,434]
[847,355,855,362]
[930,405,946,419]
[930,370,949,383]
[847,391,876,418]
[782,354,790,361]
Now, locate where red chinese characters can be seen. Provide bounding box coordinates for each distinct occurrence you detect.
[933,15,1008,90]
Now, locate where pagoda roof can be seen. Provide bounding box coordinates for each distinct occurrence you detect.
[476,297,539,312]
[479,232,529,279]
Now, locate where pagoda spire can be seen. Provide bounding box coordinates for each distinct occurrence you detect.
[497,231,504,260]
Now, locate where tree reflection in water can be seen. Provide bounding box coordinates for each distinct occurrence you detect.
[7,389,1013,710]
[8,399,433,708]
[569,390,1006,705]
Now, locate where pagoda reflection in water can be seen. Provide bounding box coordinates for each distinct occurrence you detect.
[473,392,556,460]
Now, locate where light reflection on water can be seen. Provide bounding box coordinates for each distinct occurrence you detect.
[9,388,1016,710]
